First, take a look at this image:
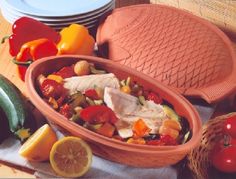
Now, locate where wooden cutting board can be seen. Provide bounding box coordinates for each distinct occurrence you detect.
[0,162,34,178]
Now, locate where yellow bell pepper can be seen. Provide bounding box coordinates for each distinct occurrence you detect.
[47,74,63,83]
[57,24,95,55]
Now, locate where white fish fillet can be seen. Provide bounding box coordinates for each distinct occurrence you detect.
[104,87,140,115]
[63,73,120,95]
[104,87,166,138]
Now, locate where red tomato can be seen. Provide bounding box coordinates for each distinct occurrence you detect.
[224,116,236,138]
[211,139,236,173]
[146,139,164,146]
[40,79,64,99]
[160,135,177,145]
[146,92,162,104]
[146,135,177,146]
[59,103,73,119]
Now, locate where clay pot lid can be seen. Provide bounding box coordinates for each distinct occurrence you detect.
[96,4,236,104]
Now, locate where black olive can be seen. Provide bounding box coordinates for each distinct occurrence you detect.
[143,134,160,141]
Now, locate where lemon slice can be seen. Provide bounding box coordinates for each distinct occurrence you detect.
[19,124,57,162]
[50,136,92,178]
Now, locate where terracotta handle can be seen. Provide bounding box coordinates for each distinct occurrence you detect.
[186,79,236,104]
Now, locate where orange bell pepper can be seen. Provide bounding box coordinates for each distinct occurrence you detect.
[13,38,58,81]
[57,24,95,55]
[132,119,151,138]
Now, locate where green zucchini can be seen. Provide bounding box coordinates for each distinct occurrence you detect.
[163,105,180,121]
[0,75,36,141]
[0,108,10,143]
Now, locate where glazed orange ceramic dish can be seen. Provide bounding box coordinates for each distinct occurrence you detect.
[25,55,201,167]
[97,4,236,104]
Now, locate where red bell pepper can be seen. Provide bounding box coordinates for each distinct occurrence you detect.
[54,65,76,78]
[13,38,58,81]
[1,17,60,56]
[80,105,118,125]
[84,89,100,100]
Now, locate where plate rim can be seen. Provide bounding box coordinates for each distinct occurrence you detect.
[4,0,114,17]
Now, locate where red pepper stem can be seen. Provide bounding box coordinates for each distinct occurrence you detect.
[1,35,11,44]
[12,57,32,66]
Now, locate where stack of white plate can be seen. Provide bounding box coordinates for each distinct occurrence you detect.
[0,0,115,31]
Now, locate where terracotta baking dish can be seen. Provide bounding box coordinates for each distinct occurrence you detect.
[25,55,201,167]
[96,4,236,104]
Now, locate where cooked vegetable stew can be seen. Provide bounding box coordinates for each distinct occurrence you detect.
[37,60,191,146]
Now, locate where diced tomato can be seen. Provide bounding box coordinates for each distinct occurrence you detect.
[147,135,177,146]
[55,65,76,78]
[160,135,177,145]
[80,105,118,124]
[96,122,115,138]
[146,92,163,104]
[84,89,100,100]
[40,79,64,99]
[59,103,73,119]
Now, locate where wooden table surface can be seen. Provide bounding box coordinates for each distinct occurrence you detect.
[0,1,236,177]
[0,15,35,179]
